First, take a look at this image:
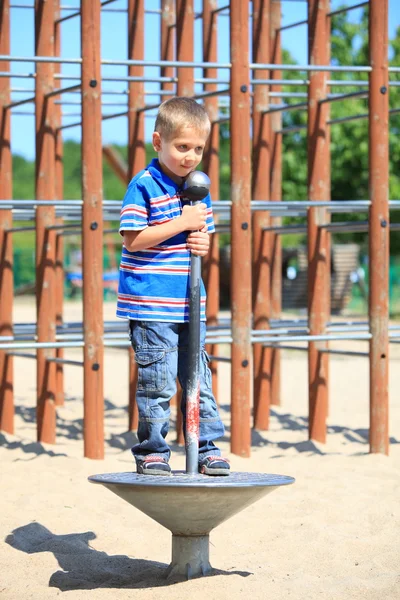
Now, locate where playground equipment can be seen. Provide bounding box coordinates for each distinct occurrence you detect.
[88,471,294,579]
[90,169,295,579]
[0,0,398,458]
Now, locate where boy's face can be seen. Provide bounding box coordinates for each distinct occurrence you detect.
[152,126,208,184]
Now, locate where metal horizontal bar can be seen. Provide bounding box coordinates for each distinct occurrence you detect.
[262,224,307,234]
[6,352,36,359]
[45,83,81,98]
[263,344,308,352]
[319,90,368,104]
[278,19,308,31]
[251,63,372,73]
[252,78,310,86]
[263,101,308,115]
[276,125,307,134]
[327,112,368,125]
[320,348,369,357]
[46,357,84,367]
[259,333,372,344]
[5,94,35,109]
[327,2,369,18]
[6,225,36,233]
[55,0,119,24]
[1,56,379,74]
[207,355,231,363]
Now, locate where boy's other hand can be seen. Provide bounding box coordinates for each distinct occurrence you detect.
[180,203,207,231]
[187,226,210,256]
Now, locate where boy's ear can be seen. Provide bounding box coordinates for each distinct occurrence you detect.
[152,131,161,152]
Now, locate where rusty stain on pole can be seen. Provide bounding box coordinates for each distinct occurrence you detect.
[54,0,64,408]
[202,0,220,402]
[0,0,14,434]
[307,0,331,444]
[369,0,389,455]
[81,0,104,459]
[230,0,252,457]
[161,0,176,102]
[35,0,57,444]
[270,0,282,408]
[252,0,271,431]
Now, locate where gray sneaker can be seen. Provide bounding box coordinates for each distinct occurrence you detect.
[199,456,230,476]
[137,457,171,476]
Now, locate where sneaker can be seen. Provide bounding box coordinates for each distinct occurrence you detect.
[199,456,230,476]
[137,457,171,476]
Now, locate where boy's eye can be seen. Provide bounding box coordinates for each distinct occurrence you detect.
[178,145,188,150]
[196,147,204,153]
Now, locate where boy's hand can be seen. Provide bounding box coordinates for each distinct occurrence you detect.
[180,203,207,231]
[187,226,210,256]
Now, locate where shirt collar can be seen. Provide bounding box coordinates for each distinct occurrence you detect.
[147,158,181,194]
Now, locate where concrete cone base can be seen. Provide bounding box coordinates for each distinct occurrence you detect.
[89,471,295,578]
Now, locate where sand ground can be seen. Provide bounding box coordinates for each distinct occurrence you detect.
[1,300,399,600]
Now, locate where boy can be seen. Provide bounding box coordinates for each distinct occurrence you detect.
[117,97,230,477]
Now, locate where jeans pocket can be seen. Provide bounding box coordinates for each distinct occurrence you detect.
[135,350,167,392]
[202,350,212,391]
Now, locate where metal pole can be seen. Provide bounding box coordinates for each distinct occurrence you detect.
[307,0,331,444]
[183,173,211,475]
[175,0,194,446]
[0,0,14,435]
[35,0,57,444]
[54,0,65,408]
[202,0,220,405]
[369,0,389,455]
[252,0,272,431]
[81,0,104,459]
[270,0,282,408]
[230,0,252,457]
[160,0,175,102]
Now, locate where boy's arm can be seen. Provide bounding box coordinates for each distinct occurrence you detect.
[123,203,207,252]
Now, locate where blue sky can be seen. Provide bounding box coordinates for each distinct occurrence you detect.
[7,0,400,160]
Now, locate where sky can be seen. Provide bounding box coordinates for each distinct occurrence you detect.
[6,0,400,160]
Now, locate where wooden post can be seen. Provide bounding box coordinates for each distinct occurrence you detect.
[54,0,64,407]
[175,0,194,446]
[81,0,104,458]
[0,0,14,434]
[368,0,389,454]
[35,0,57,444]
[307,0,331,443]
[230,0,252,456]
[127,0,145,432]
[252,0,271,431]
[270,0,282,407]
[202,0,220,402]
[161,0,176,102]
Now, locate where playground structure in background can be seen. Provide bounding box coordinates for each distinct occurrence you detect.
[0,0,398,459]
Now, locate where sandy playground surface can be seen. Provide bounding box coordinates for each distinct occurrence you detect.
[1,299,400,600]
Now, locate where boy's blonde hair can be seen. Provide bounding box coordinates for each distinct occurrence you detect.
[154,97,211,140]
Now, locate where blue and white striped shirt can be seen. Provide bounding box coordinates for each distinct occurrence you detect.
[116,159,215,322]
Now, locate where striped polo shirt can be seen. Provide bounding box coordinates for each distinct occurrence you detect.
[116,158,215,323]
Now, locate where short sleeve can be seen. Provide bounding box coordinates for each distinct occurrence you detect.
[119,180,149,234]
[204,193,215,234]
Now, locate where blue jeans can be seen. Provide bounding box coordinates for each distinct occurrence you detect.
[129,320,225,464]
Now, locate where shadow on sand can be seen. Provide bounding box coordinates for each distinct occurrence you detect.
[5,522,251,590]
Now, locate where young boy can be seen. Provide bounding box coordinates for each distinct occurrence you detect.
[117,97,230,477]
